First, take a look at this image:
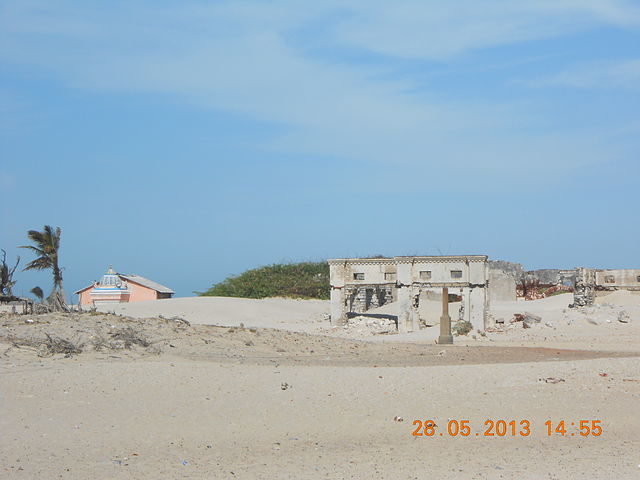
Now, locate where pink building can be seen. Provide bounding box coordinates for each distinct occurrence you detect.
[75,266,174,307]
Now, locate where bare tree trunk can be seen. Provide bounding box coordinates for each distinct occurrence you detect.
[48,289,69,312]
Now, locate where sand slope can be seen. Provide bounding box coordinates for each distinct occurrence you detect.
[97,296,329,333]
[92,293,640,350]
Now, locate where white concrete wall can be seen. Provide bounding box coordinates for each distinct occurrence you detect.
[410,260,467,283]
[329,263,346,288]
[343,263,397,284]
[396,262,412,286]
[488,269,517,303]
[595,269,640,288]
[468,287,486,332]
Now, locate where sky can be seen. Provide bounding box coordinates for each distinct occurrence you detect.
[1,0,639,299]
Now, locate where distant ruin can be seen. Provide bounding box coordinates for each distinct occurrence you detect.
[329,256,640,332]
[329,256,489,333]
[572,268,640,307]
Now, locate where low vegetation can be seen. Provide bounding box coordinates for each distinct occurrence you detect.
[452,320,473,336]
[199,262,330,300]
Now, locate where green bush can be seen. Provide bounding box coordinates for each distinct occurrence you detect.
[198,262,330,300]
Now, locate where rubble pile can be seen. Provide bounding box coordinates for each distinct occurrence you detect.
[563,303,632,326]
[340,316,397,336]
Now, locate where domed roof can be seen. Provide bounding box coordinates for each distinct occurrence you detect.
[98,265,124,288]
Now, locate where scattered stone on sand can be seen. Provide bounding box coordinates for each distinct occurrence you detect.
[523,312,542,326]
[618,311,630,323]
[340,316,397,337]
[540,377,565,384]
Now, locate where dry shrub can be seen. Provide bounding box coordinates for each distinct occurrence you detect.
[108,327,150,349]
[452,320,473,336]
[9,333,84,357]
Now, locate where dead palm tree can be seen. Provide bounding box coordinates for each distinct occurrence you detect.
[30,286,44,303]
[1,249,20,298]
[21,226,68,311]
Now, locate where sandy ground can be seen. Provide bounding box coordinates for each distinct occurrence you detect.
[1,292,639,479]
[98,292,640,350]
[99,296,330,333]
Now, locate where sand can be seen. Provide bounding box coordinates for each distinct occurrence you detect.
[1,292,639,479]
[98,296,330,333]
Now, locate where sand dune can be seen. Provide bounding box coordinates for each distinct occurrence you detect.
[90,292,640,350]
[97,296,330,333]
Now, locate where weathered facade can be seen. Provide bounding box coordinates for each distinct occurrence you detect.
[488,260,576,300]
[329,256,489,333]
[595,269,640,291]
[488,268,517,303]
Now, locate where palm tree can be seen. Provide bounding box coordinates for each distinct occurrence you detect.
[30,286,44,303]
[1,249,20,298]
[21,226,68,310]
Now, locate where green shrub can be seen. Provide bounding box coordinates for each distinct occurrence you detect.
[198,262,330,300]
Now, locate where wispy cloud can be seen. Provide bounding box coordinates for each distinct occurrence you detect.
[329,0,640,59]
[0,0,637,186]
[525,58,640,89]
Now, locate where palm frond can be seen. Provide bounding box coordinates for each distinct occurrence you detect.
[30,286,44,300]
[19,245,46,255]
[24,256,53,271]
[26,230,46,246]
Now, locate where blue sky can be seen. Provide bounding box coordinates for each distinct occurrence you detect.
[1,0,639,299]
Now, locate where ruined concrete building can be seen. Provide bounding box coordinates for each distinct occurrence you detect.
[572,268,640,307]
[329,256,489,333]
[488,260,576,300]
[489,261,640,307]
[329,256,639,333]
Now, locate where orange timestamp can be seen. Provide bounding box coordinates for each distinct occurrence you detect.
[412,419,603,437]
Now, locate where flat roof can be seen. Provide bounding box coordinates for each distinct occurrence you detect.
[328,255,488,264]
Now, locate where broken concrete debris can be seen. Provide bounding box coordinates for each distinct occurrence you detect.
[618,311,631,323]
[341,316,397,336]
[540,377,565,384]
[523,312,542,328]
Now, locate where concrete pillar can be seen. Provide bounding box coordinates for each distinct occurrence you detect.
[468,287,486,332]
[396,261,415,333]
[461,287,471,324]
[410,286,420,332]
[397,285,412,333]
[330,287,346,326]
[438,287,453,344]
